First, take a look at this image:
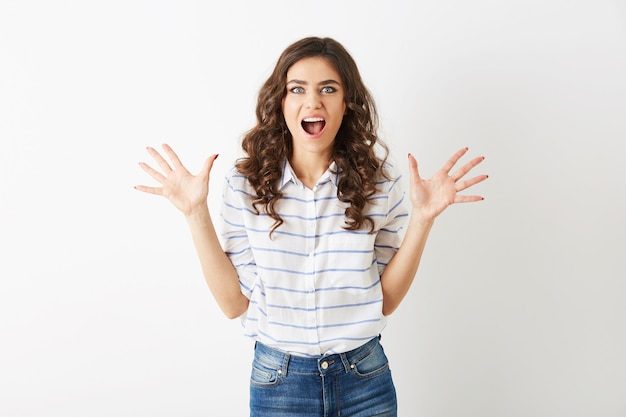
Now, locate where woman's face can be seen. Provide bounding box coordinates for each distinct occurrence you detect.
[282,56,346,161]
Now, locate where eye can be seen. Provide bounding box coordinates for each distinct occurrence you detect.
[289,86,305,94]
[320,86,336,94]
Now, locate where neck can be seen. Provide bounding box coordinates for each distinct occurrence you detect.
[290,151,331,189]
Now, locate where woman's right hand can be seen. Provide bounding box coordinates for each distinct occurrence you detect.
[135,144,219,216]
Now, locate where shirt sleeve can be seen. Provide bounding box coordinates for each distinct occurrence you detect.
[220,169,257,300]
[374,162,409,275]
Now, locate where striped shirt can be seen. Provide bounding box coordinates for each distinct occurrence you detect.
[220,159,408,356]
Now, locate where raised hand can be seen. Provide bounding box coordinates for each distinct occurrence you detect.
[135,144,219,216]
[408,147,488,222]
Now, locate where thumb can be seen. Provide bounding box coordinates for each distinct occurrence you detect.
[200,153,219,180]
[408,153,422,182]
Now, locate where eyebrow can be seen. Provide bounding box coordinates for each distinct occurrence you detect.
[286,79,341,86]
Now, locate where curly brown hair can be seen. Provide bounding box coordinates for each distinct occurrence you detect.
[236,37,389,235]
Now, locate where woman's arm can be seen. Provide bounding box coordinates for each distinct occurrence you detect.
[184,205,249,319]
[380,147,488,315]
[135,144,248,319]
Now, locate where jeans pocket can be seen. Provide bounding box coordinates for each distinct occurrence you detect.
[352,344,390,379]
[250,360,281,388]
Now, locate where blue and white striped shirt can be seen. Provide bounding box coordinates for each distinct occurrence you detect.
[220,159,408,356]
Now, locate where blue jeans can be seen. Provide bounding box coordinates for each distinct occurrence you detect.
[249,336,397,416]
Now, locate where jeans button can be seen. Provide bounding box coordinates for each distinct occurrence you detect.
[321,361,328,370]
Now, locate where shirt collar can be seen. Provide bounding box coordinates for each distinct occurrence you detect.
[279,159,339,190]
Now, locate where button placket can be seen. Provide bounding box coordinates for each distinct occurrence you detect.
[304,189,317,342]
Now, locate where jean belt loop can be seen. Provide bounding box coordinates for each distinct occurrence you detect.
[281,351,291,377]
[339,352,352,373]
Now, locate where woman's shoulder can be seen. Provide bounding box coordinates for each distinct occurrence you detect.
[224,164,256,194]
[377,157,403,189]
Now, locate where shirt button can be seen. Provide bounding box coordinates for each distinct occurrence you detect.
[321,361,329,370]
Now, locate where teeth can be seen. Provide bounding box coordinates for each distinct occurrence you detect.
[303,117,325,122]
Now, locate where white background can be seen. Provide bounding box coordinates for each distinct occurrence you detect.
[1,0,625,416]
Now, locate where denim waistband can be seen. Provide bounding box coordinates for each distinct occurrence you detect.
[253,336,382,376]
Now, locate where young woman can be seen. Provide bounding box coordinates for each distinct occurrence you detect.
[136,37,487,417]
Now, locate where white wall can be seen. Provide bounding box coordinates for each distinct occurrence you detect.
[1,1,625,416]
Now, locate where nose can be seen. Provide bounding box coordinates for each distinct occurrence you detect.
[306,92,322,109]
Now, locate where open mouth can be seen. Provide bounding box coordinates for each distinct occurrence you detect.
[301,117,326,135]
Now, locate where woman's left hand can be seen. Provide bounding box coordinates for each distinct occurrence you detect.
[408,147,488,222]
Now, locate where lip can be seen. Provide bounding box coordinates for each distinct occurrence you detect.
[300,114,327,138]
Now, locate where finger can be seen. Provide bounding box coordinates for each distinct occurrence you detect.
[441,147,469,175]
[407,153,422,182]
[161,143,189,173]
[133,184,164,196]
[138,161,166,184]
[454,194,485,204]
[147,146,173,174]
[454,174,489,192]
[450,155,486,181]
